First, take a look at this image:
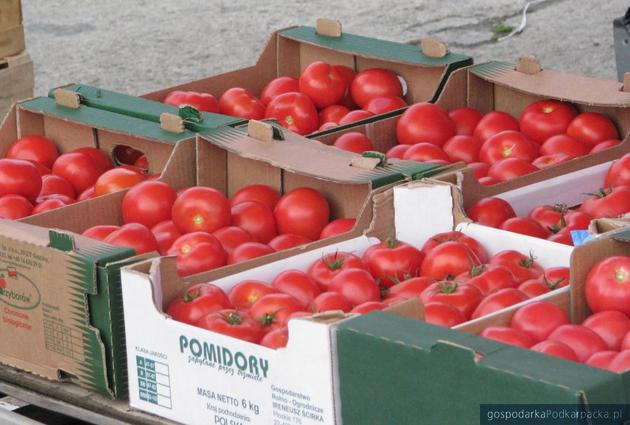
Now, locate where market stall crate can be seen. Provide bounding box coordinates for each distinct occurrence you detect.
[0,0,24,59]
[0,51,33,119]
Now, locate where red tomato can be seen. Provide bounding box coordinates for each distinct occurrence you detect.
[424,301,466,327]
[104,223,158,254]
[231,201,277,243]
[350,68,402,108]
[312,291,351,313]
[351,301,387,314]
[0,159,42,201]
[605,153,630,187]
[532,153,572,169]
[583,310,630,351]
[36,193,75,206]
[338,110,374,125]
[466,197,516,228]
[27,160,50,177]
[134,155,149,171]
[517,279,552,298]
[176,242,227,276]
[579,186,630,219]
[172,187,231,233]
[249,293,303,329]
[386,144,411,159]
[547,230,573,246]
[227,242,274,265]
[585,351,618,370]
[480,326,535,348]
[609,350,630,373]
[623,333,630,351]
[591,139,620,153]
[489,250,543,283]
[363,240,424,288]
[218,88,265,120]
[585,256,630,315]
[560,211,592,233]
[473,111,519,141]
[421,241,481,279]
[319,218,356,239]
[329,269,380,307]
[548,324,608,362]
[500,217,551,239]
[229,280,276,311]
[308,252,366,291]
[196,309,264,343]
[260,327,289,349]
[94,168,145,196]
[52,153,101,194]
[272,270,321,308]
[0,194,33,219]
[442,135,482,163]
[421,231,489,264]
[122,181,177,228]
[265,92,318,135]
[395,103,455,146]
[212,226,253,255]
[230,184,280,210]
[519,100,578,144]
[73,147,113,174]
[543,267,571,288]
[510,301,570,342]
[319,105,350,124]
[274,187,330,240]
[449,108,483,136]
[167,232,223,256]
[402,143,450,163]
[82,225,120,241]
[7,135,59,168]
[364,96,406,115]
[471,288,528,319]
[531,340,578,362]
[488,158,538,182]
[333,132,374,154]
[299,61,347,108]
[566,112,619,147]
[163,90,219,113]
[386,276,435,300]
[78,186,96,201]
[260,76,299,105]
[334,65,357,109]
[468,162,490,179]
[420,281,483,318]
[478,176,499,186]
[465,265,518,296]
[165,283,231,325]
[268,234,311,251]
[479,131,539,164]
[32,197,71,214]
[151,220,181,255]
[319,122,338,131]
[39,174,76,199]
[528,204,566,231]
[540,134,590,158]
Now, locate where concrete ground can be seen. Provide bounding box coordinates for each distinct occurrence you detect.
[21,0,629,96]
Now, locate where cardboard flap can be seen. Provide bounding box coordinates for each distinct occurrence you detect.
[315,18,342,38]
[0,220,50,246]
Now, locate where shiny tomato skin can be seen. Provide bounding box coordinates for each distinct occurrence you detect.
[500,217,551,239]
[272,270,321,308]
[168,231,223,256]
[122,181,177,228]
[312,291,351,313]
[350,68,403,108]
[443,135,482,163]
[27,160,50,177]
[489,250,543,283]
[466,265,518,296]
[250,293,303,329]
[385,144,410,159]
[396,103,455,146]
[172,187,231,234]
[104,223,158,255]
[213,226,253,255]
[0,159,42,201]
[334,65,358,109]
[548,324,608,362]
[308,252,366,291]
[7,135,59,168]
[466,197,516,228]
[265,92,318,135]
[421,231,488,264]
[299,61,347,108]
[449,108,483,136]
[540,134,590,158]
[319,218,356,239]
[0,194,33,219]
[163,90,219,113]
[351,301,387,314]
[479,131,539,164]
[488,158,538,182]
[364,96,406,115]
[402,143,450,163]
[424,301,466,327]
[518,279,550,297]
[468,162,490,179]
[385,276,435,300]
[338,110,373,125]
[566,112,619,146]
[480,326,535,348]
[471,288,528,319]
[94,168,145,196]
[421,241,481,280]
[609,350,630,373]
[260,77,299,105]
[274,187,330,240]
[260,327,289,349]
[532,153,572,169]
[319,105,350,124]
[218,87,265,120]
[230,184,280,210]
[510,301,570,342]
[150,220,181,255]
[176,242,227,276]
[231,200,277,243]
[605,153,630,187]
[579,186,630,219]
[32,197,71,214]
[319,122,338,132]
[268,234,311,251]
[586,351,618,370]
[479,176,499,186]
[531,340,578,361]
[473,111,519,141]
[591,139,620,153]
[73,147,113,174]
[166,283,231,325]
[228,242,274,265]
[623,333,630,351]
[333,132,374,154]
[363,240,424,288]
[585,256,630,315]
[519,99,578,144]
[583,310,630,351]
[77,186,96,201]
[420,281,483,319]
[229,280,276,311]
[329,268,380,307]
[528,204,566,231]
[39,174,76,198]
[196,309,264,343]
[52,153,101,194]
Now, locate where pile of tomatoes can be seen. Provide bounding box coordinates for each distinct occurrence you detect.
[466,153,630,245]
[331,99,621,184]
[80,181,355,276]
[164,62,407,135]
[0,135,150,219]
[479,255,630,373]
[164,230,569,349]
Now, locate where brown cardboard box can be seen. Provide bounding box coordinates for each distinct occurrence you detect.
[0,0,24,59]
[0,51,32,119]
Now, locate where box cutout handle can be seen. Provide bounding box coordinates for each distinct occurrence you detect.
[54,88,82,109]
[623,72,630,93]
[247,120,284,142]
[316,18,342,38]
[515,55,542,74]
[420,37,449,58]
[160,113,185,134]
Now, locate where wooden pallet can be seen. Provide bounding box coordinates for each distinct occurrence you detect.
[0,50,33,118]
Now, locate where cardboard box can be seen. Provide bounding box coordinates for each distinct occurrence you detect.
[0,96,198,398]
[0,0,24,59]
[0,51,32,120]
[141,24,472,136]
